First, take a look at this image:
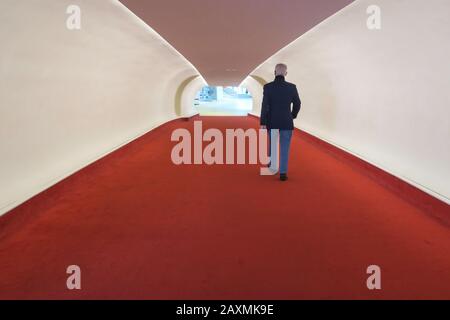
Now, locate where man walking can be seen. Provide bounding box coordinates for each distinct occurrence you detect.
[260,64,301,181]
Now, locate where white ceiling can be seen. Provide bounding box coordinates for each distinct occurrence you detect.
[120,0,354,86]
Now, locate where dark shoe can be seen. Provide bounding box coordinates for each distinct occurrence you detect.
[280,173,288,181]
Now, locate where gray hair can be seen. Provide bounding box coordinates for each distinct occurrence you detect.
[275,63,288,76]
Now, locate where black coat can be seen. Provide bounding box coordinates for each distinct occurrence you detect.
[260,76,301,130]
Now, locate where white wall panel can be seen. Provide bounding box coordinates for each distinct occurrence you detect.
[0,0,202,215]
[250,0,450,203]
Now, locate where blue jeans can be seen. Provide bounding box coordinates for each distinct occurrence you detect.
[269,129,293,174]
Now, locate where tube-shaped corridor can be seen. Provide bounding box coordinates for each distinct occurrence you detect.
[0,0,449,302]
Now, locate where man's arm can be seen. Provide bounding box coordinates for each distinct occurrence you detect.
[292,85,301,119]
[260,85,270,127]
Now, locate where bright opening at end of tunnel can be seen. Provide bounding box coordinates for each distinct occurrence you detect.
[193,86,252,116]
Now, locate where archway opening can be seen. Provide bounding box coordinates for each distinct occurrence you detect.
[193,86,252,116]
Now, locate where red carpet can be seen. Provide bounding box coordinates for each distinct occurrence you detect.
[0,116,449,299]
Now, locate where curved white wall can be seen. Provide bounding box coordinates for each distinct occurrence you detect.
[0,0,202,215]
[240,76,264,116]
[180,76,206,117]
[249,0,450,203]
